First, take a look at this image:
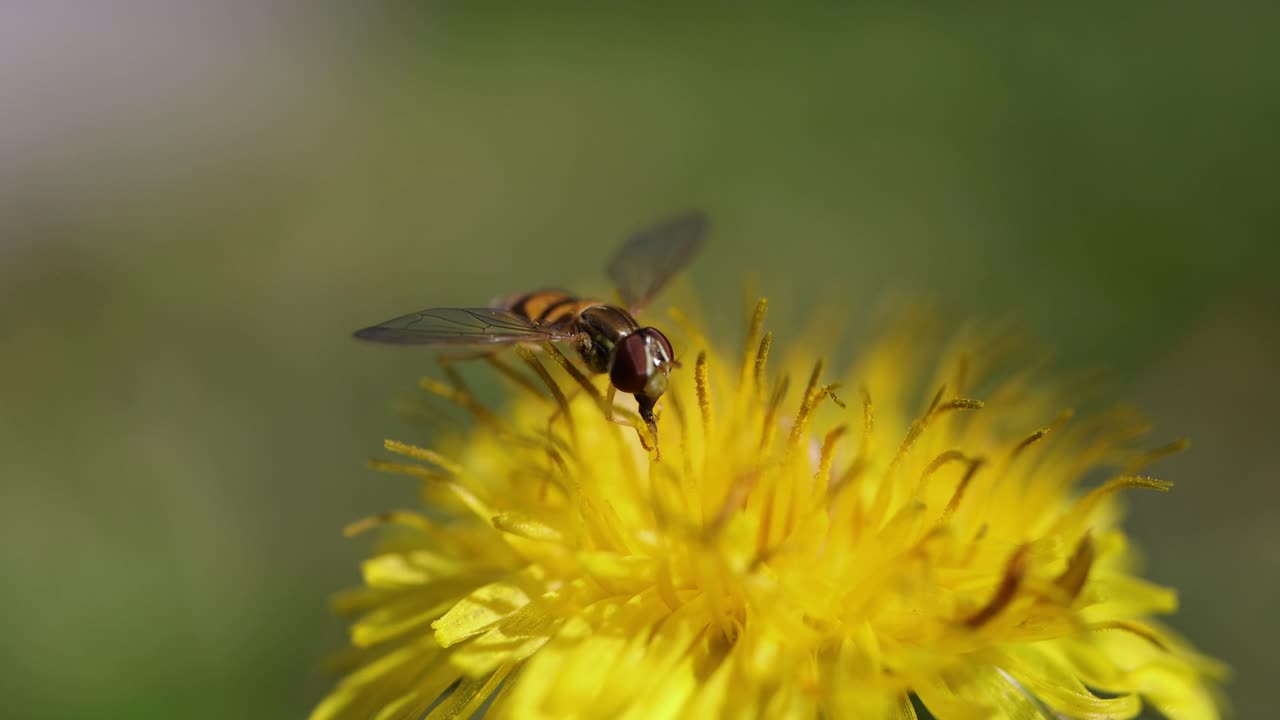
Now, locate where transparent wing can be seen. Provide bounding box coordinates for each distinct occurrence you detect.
[607,210,708,311]
[353,307,576,345]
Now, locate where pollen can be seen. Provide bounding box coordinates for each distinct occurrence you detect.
[314,300,1224,720]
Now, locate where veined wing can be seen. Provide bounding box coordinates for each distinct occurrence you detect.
[607,210,708,312]
[353,307,576,345]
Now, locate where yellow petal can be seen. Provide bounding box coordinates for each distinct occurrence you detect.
[492,512,565,543]
[352,594,454,648]
[997,646,1141,719]
[578,550,657,595]
[312,643,455,720]
[424,664,513,720]
[911,674,993,720]
[447,600,561,677]
[361,550,465,589]
[1131,663,1224,720]
[432,575,534,648]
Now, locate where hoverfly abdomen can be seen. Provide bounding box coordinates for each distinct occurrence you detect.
[501,290,572,323]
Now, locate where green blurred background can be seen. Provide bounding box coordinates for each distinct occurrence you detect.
[2,3,1276,718]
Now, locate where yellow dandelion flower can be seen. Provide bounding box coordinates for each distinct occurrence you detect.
[315,299,1224,720]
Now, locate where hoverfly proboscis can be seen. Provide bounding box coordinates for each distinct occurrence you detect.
[353,211,708,439]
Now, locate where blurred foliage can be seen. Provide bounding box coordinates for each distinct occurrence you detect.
[1,2,1276,718]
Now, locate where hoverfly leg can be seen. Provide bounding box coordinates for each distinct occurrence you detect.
[604,384,617,423]
[602,385,642,432]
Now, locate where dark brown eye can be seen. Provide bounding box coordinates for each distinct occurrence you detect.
[610,332,650,394]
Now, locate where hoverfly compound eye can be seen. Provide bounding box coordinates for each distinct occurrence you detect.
[644,328,674,368]
[610,333,651,394]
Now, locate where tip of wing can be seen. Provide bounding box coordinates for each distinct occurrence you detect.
[353,326,400,343]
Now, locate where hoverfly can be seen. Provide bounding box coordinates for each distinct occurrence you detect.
[353,211,707,436]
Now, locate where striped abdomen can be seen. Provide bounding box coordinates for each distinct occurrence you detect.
[501,289,599,327]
